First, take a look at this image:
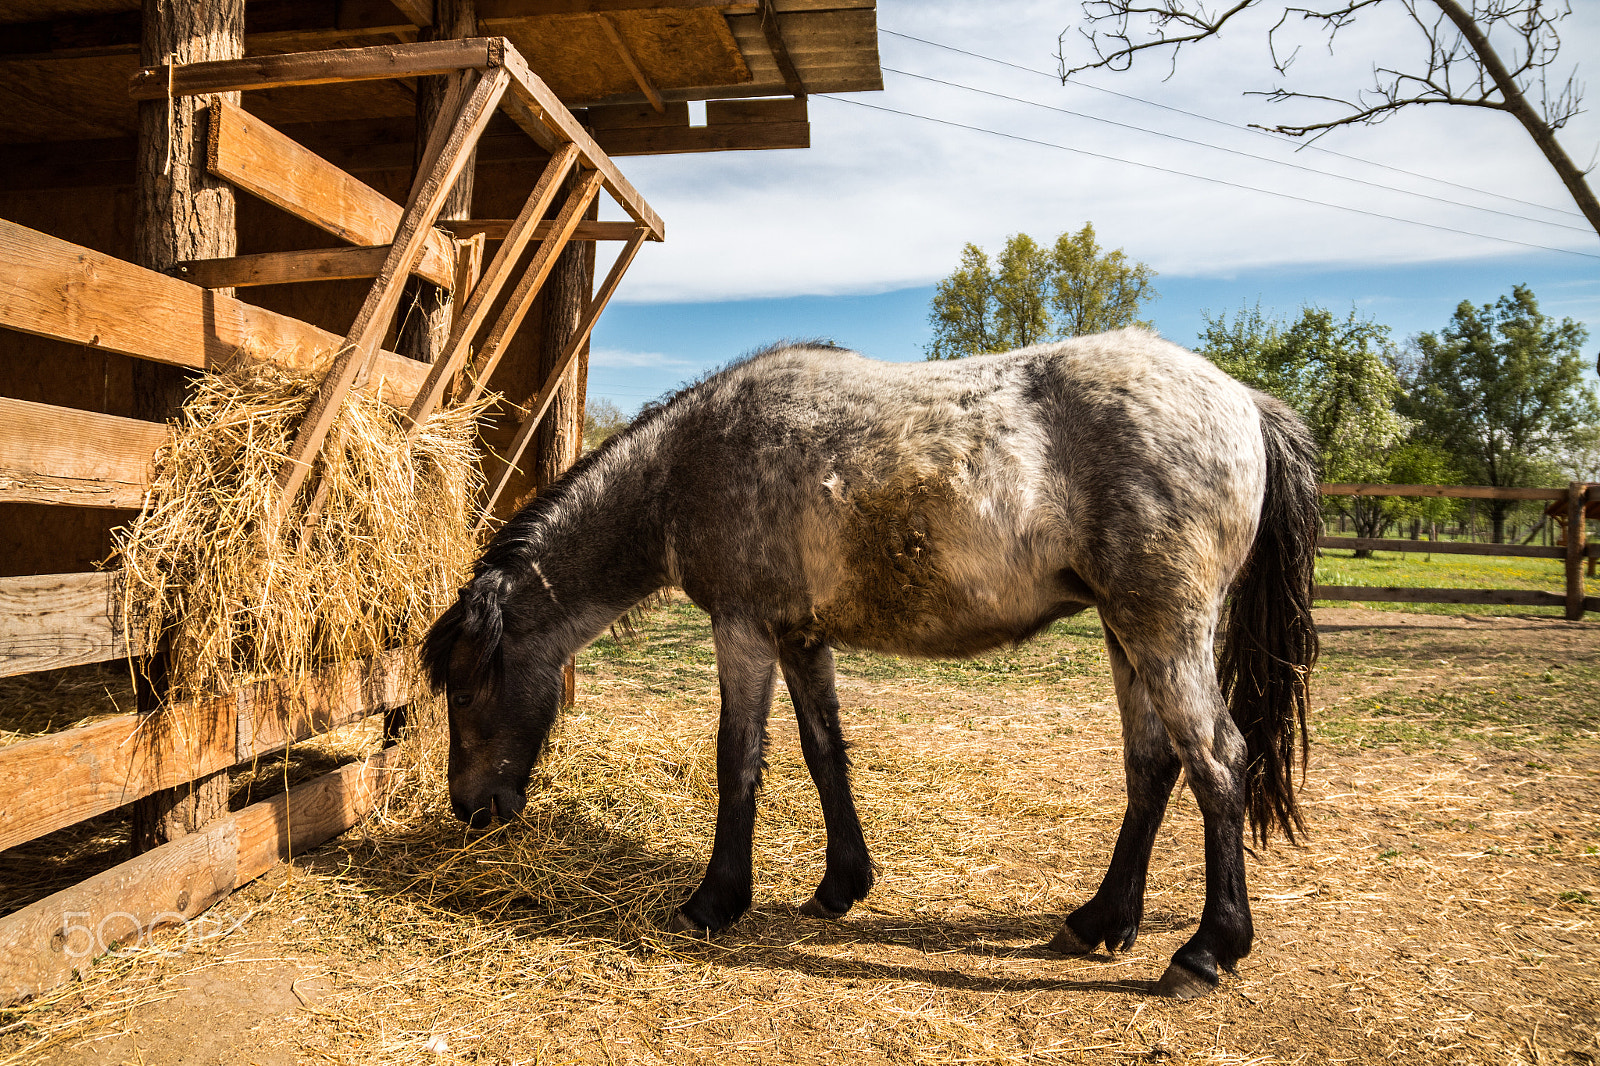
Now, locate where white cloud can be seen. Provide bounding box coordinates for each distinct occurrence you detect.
[586,347,695,369]
[599,0,1598,304]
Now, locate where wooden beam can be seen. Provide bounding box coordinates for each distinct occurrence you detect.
[0,219,429,409]
[388,0,438,26]
[596,14,665,112]
[275,67,512,522]
[1321,483,1567,501]
[0,746,400,1005]
[478,0,754,15]
[207,102,455,288]
[437,218,641,240]
[0,398,166,510]
[405,144,582,430]
[497,43,666,240]
[1316,536,1565,561]
[130,37,505,99]
[0,650,409,854]
[1313,586,1566,607]
[177,245,434,288]
[0,573,136,679]
[460,169,606,404]
[479,227,647,520]
[756,0,806,97]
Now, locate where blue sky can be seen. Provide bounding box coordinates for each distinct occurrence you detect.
[587,1,1600,413]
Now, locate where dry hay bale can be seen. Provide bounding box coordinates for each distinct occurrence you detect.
[111,357,487,716]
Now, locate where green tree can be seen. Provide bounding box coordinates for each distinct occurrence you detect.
[582,397,630,452]
[1403,284,1597,542]
[926,224,1156,359]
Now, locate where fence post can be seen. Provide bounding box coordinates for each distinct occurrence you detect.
[1566,482,1588,620]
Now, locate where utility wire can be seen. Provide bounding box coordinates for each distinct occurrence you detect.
[880,26,1590,224]
[815,94,1600,262]
[884,66,1592,235]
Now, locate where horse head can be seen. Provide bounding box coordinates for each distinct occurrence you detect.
[423,572,564,828]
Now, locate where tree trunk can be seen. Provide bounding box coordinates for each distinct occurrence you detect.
[398,0,477,366]
[130,0,243,852]
[1490,499,1510,544]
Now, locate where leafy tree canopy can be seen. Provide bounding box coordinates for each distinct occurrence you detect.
[582,397,630,452]
[925,224,1156,359]
[1400,284,1596,539]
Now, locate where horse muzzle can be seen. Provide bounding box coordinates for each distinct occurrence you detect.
[449,782,528,828]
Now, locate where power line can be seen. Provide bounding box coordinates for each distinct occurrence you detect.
[879,26,1590,224]
[883,66,1593,236]
[815,94,1600,262]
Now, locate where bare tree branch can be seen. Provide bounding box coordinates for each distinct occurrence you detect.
[1059,0,1600,238]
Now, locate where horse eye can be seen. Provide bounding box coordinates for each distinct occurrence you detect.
[448,689,473,709]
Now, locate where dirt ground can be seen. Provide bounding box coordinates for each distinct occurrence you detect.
[5,607,1598,1065]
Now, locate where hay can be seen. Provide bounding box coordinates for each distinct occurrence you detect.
[111,358,487,708]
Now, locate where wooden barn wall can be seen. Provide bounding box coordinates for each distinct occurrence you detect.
[1,155,578,574]
[0,184,140,577]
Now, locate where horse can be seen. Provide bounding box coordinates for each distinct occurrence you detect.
[424,328,1321,999]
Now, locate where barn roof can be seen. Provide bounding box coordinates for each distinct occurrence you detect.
[0,0,881,169]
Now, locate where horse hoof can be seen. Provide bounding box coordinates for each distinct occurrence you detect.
[1154,962,1217,1000]
[799,895,848,920]
[1046,925,1097,955]
[667,911,713,939]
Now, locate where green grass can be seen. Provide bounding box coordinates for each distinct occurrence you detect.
[1315,545,1572,617]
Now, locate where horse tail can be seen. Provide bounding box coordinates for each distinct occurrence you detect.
[1220,392,1321,845]
[422,569,515,694]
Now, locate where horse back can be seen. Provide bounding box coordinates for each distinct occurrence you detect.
[660,332,1266,656]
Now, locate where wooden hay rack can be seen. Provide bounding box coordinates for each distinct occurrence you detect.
[0,35,661,1004]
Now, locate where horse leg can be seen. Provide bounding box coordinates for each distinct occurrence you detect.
[671,620,776,936]
[1050,629,1180,955]
[1137,645,1255,999]
[778,639,874,919]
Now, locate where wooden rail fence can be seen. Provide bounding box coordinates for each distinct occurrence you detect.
[1316,482,1596,620]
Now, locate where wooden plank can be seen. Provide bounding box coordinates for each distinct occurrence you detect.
[497,41,666,240]
[0,218,428,408]
[1321,483,1567,501]
[0,398,166,510]
[478,0,754,14]
[405,144,582,430]
[707,96,807,123]
[1313,586,1566,607]
[0,746,399,1005]
[479,226,647,520]
[207,103,455,288]
[581,101,690,128]
[0,650,409,854]
[275,67,511,522]
[596,14,666,112]
[460,169,606,404]
[0,819,240,1004]
[593,119,808,154]
[438,219,641,241]
[0,573,135,678]
[1316,537,1565,561]
[1567,483,1589,620]
[178,245,425,289]
[130,37,502,99]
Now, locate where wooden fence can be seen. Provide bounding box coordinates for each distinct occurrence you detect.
[0,37,660,1003]
[1316,482,1596,620]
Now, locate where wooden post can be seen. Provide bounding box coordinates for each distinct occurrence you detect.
[532,170,596,706]
[130,0,245,853]
[1566,483,1588,620]
[399,0,477,366]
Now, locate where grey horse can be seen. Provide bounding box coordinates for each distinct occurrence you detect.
[425,328,1320,998]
